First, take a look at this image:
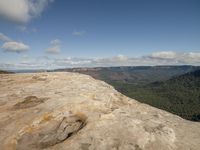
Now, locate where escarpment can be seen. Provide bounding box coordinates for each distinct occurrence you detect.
[0,72,200,150]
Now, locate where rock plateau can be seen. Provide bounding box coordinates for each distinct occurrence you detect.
[0,72,200,150]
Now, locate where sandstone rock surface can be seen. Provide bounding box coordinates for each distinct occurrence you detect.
[0,72,200,150]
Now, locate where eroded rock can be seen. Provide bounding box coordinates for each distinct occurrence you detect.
[16,114,87,150]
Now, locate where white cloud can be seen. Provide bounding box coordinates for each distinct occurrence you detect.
[178,52,200,64]
[113,54,128,61]
[0,32,30,53]
[72,30,86,36]
[50,39,61,45]
[46,39,61,54]
[150,51,176,59]
[53,52,199,67]
[147,51,200,64]
[0,0,54,23]
[0,32,12,42]
[0,51,200,70]
[2,41,29,53]
[46,45,60,54]
[187,52,200,60]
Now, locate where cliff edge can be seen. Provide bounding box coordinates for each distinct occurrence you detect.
[0,72,200,150]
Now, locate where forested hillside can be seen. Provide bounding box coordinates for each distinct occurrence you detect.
[113,70,200,121]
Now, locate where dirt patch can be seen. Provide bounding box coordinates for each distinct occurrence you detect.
[13,96,49,110]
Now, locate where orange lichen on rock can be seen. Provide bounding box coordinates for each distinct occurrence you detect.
[41,113,54,123]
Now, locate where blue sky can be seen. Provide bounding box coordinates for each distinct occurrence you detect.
[0,0,200,69]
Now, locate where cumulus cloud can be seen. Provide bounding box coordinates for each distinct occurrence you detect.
[0,32,30,53]
[178,52,200,64]
[53,57,92,68]
[150,51,176,59]
[0,0,54,23]
[0,33,12,42]
[46,39,61,54]
[50,39,61,45]
[46,46,60,54]
[2,41,30,53]
[112,54,128,61]
[51,51,200,68]
[72,30,86,36]
[146,51,200,64]
[1,51,200,70]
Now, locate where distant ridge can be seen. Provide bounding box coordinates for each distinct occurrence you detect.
[0,70,14,74]
[54,65,200,85]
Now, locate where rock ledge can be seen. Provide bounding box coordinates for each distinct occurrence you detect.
[0,72,200,150]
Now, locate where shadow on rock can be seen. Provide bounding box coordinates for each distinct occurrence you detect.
[12,96,49,110]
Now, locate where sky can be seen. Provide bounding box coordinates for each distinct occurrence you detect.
[0,0,200,70]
